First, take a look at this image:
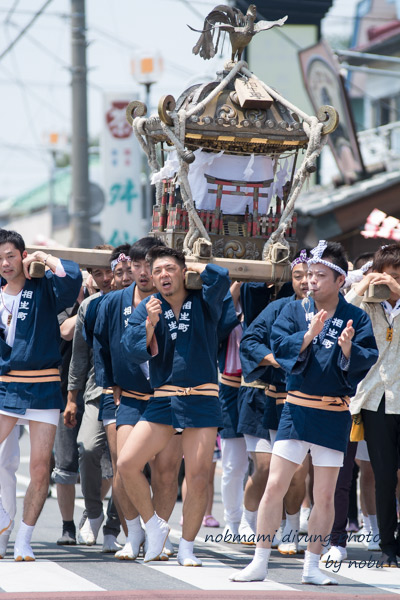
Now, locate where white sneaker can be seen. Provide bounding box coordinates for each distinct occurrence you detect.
[78,513,104,545]
[358,525,369,545]
[368,537,381,551]
[102,534,123,553]
[321,545,347,562]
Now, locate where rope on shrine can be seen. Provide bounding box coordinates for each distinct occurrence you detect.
[132,116,163,204]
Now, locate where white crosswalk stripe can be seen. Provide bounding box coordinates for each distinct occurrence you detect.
[0,561,104,592]
[148,557,296,591]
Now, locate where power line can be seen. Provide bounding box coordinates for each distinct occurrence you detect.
[0,62,70,121]
[177,0,205,20]
[7,18,69,68]
[3,0,20,25]
[89,23,195,78]
[0,0,53,63]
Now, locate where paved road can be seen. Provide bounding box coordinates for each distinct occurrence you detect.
[1,429,399,599]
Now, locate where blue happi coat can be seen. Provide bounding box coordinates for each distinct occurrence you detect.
[240,295,296,430]
[0,260,82,413]
[93,282,153,424]
[237,282,271,440]
[122,264,229,391]
[217,292,242,438]
[271,293,378,452]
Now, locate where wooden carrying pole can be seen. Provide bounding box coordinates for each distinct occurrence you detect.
[26,246,290,284]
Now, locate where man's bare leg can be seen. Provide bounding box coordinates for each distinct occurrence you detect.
[240,451,271,543]
[231,453,298,581]
[151,434,183,556]
[302,465,340,585]
[178,427,217,566]
[117,420,175,561]
[115,425,139,520]
[151,434,182,521]
[14,421,57,561]
[114,424,144,560]
[279,459,308,555]
[0,415,18,535]
[306,466,339,555]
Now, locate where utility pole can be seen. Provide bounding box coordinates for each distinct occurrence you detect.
[70,0,91,247]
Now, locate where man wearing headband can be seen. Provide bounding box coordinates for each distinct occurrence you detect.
[238,249,310,555]
[346,243,400,567]
[231,240,378,586]
[110,244,134,290]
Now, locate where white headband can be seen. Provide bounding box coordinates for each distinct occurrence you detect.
[111,253,131,272]
[307,240,347,277]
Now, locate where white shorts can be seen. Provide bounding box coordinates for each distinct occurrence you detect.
[244,433,272,453]
[356,439,370,462]
[269,429,277,446]
[0,408,60,427]
[103,418,117,427]
[273,439,344,467]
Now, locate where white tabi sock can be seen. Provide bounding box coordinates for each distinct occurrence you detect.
[244,508,257,530]
[278,511,300,554]
[239,508,257,544]
[286,511,300,535]
[272,518,286,547]
[14,521,35,561]
[126,516,143,536]
[143,513,169,563]
[115,516,145,560]
[302,550,337,585]
[229,547,271,581]
[177,537,202,566]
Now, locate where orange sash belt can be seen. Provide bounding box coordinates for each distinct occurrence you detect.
[102,388,114,395]
[266,384,287,405]
[154,383,219,398]
[0,368,61,384]
[286,390,350,412]
[121,389,152,401]
[240,376,267,390]
[220,374,241,388]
